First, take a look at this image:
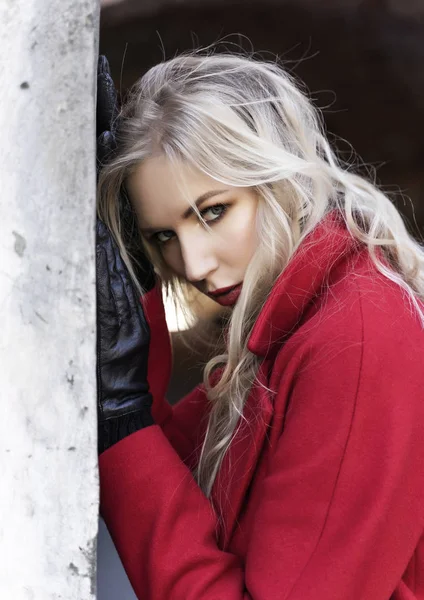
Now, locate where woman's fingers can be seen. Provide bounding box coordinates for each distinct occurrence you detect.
[97,219,130,322]
[96,55,118,136]
[96,218,144,326]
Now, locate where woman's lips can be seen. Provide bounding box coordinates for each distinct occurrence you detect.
[207,283,242,307]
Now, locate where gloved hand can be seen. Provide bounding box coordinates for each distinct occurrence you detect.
[96,54,119,167]
[96,55,165,454]
[96,218,155,454]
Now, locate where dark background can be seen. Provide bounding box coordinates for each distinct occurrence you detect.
[100,0,424,237]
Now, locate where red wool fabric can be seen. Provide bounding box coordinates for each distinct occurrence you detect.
[99,215,424,600]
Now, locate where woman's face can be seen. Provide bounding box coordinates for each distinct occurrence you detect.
[127,155,259,306]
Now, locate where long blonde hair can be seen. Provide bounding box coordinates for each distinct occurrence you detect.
[97,50,424,497]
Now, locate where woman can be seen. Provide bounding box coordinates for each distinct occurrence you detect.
[96,52,424,599]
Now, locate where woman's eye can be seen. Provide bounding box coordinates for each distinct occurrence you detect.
[152,204,228,245]
[154,230,175,244]
[201,204,228,223]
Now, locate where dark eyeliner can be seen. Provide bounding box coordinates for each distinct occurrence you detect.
[200,203,229,224]
[151,203,229,245]
[151,230,175,245]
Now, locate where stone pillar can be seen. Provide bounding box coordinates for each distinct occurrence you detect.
[0,1,100,598]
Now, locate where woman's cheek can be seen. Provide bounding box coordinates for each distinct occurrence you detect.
[220,206,258,259]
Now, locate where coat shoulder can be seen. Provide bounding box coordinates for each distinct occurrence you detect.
[270,253,424,402]
[303,251,423,351]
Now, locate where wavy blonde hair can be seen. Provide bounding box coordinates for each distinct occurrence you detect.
[97,50,424,498]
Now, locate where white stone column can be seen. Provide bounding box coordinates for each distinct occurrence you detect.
[0,1,100,598]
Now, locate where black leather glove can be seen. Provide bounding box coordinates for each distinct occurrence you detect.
[96,55,157,454]
[96,219,155,454]
[96,55,119,167]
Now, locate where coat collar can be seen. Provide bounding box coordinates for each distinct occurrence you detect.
[247,212,360,359]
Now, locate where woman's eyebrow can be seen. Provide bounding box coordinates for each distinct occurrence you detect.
[181,189,229,219]
[140,189,229,234]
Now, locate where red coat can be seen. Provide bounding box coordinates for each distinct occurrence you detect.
[99,215,424,599]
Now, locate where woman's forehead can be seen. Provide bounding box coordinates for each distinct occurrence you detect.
[126,155,233,226]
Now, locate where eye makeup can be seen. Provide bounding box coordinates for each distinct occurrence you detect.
[150,202,230,245]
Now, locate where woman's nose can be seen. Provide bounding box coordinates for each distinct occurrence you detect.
[180,237,218,284]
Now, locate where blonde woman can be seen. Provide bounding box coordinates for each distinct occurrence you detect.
[96,53,424,599]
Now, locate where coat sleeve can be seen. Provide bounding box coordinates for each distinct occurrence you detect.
[153,384,211,471]
[99,425,247,599]
[99,289,424,600]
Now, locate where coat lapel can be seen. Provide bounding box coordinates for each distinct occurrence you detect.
[212,359,274,549]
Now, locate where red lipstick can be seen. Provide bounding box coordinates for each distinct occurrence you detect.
[207,283,242,307]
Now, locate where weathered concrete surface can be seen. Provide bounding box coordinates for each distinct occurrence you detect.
[0,1,100,598]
